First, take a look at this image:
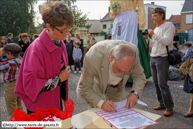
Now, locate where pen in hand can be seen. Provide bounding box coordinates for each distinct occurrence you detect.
[109,99,117,112]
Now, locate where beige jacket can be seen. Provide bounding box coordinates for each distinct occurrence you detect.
[76,40,146,108]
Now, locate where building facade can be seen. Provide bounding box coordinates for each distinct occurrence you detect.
[180,0,193,41]
[100,13,112,34]
[86,20,101,35]
[169,15,182,32]
[74,27,88,38]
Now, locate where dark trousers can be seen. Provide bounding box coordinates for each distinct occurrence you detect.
[74,61,81,71]
[81,52,84,67]
[173,43,178,50]
[150,56,174,110]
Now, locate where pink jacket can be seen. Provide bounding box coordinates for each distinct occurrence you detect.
[15,29,69,112]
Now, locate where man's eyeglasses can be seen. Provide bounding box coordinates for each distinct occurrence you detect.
[54,26,74,34]
[114,61,133,74]
[114,61,125,73]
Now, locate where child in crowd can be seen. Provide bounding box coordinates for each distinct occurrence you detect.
[0,43,23,117]
[180,42,192,75]
[0,36,8,62]
[73,43,82,74]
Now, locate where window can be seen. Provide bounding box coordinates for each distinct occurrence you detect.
[173,23,177,27]
[103,24,106,29]
[186,14,193,24]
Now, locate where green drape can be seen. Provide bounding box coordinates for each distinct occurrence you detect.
[128,28,151,82]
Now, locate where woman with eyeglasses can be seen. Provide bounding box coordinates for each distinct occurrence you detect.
[15,1,73,114]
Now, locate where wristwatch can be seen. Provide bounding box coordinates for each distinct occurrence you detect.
[131,91,139,98]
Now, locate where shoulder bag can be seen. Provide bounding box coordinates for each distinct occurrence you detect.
[166,46,182,65]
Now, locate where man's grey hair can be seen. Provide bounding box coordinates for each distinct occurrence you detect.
[112,44,136,62]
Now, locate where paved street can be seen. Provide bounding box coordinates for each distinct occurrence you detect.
[1,45,193,128]
[1,72,193,128]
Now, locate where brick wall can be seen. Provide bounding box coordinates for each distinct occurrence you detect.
[181,13,193,33]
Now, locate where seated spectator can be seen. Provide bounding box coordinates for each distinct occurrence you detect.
[0,43,23,117]
[18,33,30,57]
[0,36,8,62]
[180,43,192,75]
[7,33,14,43]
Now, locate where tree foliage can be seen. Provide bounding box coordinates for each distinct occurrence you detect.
[0,0,37,37]
[71,6,91,35]
[98,30,107,36]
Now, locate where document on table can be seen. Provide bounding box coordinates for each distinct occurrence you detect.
[114,99,147,108]
[96,107,157,129]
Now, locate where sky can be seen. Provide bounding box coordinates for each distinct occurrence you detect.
[34,0,185,26]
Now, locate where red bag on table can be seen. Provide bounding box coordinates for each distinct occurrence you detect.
[10,99,74,129]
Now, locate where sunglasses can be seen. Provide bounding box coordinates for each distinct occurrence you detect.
[54,26,74,34]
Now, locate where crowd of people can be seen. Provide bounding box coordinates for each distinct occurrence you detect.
[0,1,193,124]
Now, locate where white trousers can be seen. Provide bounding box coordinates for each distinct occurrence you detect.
[112,10,138,46]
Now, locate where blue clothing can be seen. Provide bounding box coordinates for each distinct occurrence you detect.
[0,52,7,62]
[182,48,192,61]
[7,38,14,43]
[73,47,82,60]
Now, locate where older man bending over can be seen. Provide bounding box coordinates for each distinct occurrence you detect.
[76,40,146,112]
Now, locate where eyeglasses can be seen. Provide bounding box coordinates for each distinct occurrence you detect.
[114,61,125,73]
[54,26,74,34]
[114,61,134,74]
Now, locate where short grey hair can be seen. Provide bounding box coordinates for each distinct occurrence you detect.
[112,44,136,62]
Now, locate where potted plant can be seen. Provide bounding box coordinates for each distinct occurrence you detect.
[110,2,120,15]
